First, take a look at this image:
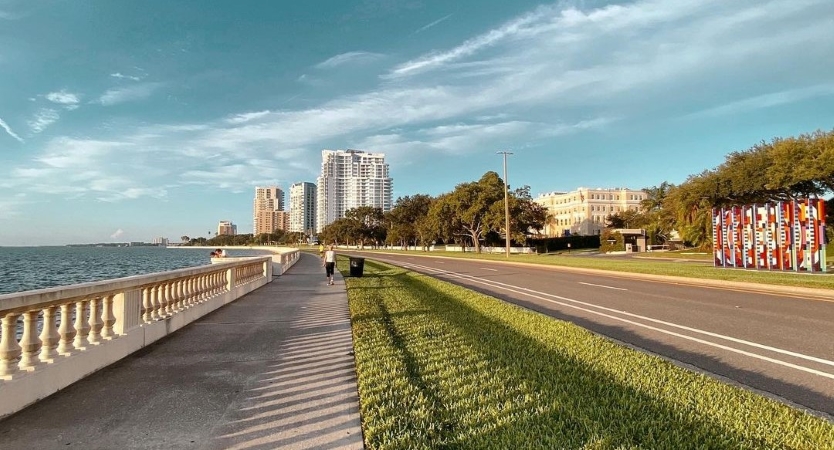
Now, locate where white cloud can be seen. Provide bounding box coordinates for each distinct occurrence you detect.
[110,229,124,239]
[316,51,384,69]
[226,110,271,124]
[687,83,834,118]
[110,72,142,81]
[99,82,162,106]
[0,117,23,142]
[28,109,60,133]
[414,14,454,34]
[46,90,81,106]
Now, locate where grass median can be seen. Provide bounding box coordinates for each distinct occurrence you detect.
[348,248,834,291]
[339,257,834,450]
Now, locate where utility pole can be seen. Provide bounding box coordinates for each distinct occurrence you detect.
[497,151,513,258]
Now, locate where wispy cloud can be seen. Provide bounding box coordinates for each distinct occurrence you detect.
[226,110,271,124]
[110,72,142,81]
[414,13,453,34]
[99,82,162,106]
[110,228,124,239]
[45,90,81,108]
[0,117,23,142]
[687,83,834,118]
[28,109,60,133]
[315,51,384,69]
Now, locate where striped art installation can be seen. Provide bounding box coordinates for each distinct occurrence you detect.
[712,199,827,272]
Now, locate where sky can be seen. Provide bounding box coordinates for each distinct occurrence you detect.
[1,0,833,246]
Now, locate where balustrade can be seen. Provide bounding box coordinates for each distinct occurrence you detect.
[0,257,272,384]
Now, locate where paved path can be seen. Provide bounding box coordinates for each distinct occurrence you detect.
[0,253,364,450]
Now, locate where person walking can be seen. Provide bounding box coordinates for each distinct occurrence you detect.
[323,245,336,285]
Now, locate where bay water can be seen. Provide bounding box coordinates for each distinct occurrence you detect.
[0,246,269,296]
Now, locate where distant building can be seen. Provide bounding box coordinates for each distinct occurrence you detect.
[289,182,317,236]
[253,186,285,235]
[276,210,290,233]
[151,237,169,246]
[217,221,237,236]
[316,149,393,232]
[534,187,646,236]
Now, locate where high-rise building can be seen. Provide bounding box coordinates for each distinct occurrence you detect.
[316,149,392,232]
[253,186,285,235]
[217,221,237,236]
[289,182,317,235]
[534,187,646,236]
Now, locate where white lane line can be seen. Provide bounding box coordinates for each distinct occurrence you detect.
[394,260,834,379]
[481,268,499,272]
[578,281,627,291]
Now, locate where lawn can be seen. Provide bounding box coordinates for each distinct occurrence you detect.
[340,257,834,450]
[349,248,834,290]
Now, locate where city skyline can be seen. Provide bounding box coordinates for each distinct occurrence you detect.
[1,1,832,245]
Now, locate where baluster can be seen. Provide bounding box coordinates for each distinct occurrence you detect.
[175,279,184,311]
[39,306,60,363]
[0,312,22,379]
[57,303,76,355]
[164,282,174,316]
[73,300,90,351]
[18,310,42,371]
[185,278,194,307]
[142,287,153,323]
[151,285,162,320]
[87,297,103,345]
[101,295,116,340]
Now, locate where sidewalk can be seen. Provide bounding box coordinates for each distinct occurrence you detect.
[0,253,364,450]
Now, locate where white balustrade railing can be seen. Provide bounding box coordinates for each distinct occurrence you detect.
[0,254,291,419]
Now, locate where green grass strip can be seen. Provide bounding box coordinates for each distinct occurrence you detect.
[350,249,834,290]
[339,257,834,450]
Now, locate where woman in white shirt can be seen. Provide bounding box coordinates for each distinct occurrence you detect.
[323,245,336,285]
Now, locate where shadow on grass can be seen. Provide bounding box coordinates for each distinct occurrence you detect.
[348,259,823,449]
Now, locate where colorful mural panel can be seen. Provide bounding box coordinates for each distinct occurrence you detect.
[712,199,828,272]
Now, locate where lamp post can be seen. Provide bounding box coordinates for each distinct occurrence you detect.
[497,151,513,258]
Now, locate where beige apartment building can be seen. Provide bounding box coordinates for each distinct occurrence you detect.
[534,187,646,237]
[253,186,285,235]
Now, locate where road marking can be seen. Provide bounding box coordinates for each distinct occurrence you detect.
[393,260,834,379]
[481,268,499,272]
[578,281,627,291]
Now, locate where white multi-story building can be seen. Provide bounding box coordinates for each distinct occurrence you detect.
[316,149,393,232]
[534,187,646,237]
[253,186,284,235]
[289,182,317,235]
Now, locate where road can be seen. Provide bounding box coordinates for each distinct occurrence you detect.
[346,251,834,418]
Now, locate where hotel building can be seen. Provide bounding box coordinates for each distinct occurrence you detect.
[316,149,392,232]
[534,187,646,237]
[289,182,317,235]
[217,221,237,236]
[253,186,285,235]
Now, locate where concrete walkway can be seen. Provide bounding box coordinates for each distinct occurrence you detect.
[0,253,364,450]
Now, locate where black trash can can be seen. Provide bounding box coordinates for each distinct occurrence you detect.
[349,257,365,277]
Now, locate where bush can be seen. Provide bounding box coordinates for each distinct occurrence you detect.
[528,235,600,253]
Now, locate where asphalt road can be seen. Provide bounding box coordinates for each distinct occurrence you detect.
[345,251,834,419]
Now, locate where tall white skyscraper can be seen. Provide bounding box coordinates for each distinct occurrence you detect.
[316,149,393,232]
[253,186,285,235]
[289,182,317,235]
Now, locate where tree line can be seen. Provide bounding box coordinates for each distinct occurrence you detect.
[180,128,833,252]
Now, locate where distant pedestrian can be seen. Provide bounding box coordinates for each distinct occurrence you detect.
[323,245,336,285]
[318,243,325,260]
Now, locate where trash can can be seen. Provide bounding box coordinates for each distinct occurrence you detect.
[349,257,365,277]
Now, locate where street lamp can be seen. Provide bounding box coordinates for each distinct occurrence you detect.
[497,151,514,258]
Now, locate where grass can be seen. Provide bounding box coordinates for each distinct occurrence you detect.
[350,248,834,290]
[340,257,834,450]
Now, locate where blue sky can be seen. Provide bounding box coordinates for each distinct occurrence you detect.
[1,0,833,245]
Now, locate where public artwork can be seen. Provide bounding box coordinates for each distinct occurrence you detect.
[712,199,827,272]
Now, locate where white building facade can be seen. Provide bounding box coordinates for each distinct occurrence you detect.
[534,187,646,237]
[253,186,285,235]
[289,182,317,235]
[316,149,393,232]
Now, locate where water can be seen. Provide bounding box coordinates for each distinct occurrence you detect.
[0,246,268,295]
